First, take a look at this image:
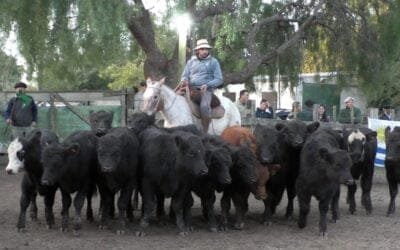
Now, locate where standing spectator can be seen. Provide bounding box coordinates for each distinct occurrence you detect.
[338,96,362,124]
[298,99,314,121]
[133,80,146,112]
[318,104,330,122]
[379,107,392,120]
[255,99,274,119]
[235,89,251,119]
[4,82,37,139]
[180,38,223,132]
[287,101,301,120]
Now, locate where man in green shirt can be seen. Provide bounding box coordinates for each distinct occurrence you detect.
[338,96,362,124]
[298,100,314,121]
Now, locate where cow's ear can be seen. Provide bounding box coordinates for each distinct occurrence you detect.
[319,148,332,162]
[66,143,80,155]
[28,130,42,145]
[307,122,320,133]
[174,135,187,150]
[366,131,377,142]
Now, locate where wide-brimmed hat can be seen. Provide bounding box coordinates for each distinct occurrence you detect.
[344,96,354,103]
[194,39,212,50]
[14,82,27,89]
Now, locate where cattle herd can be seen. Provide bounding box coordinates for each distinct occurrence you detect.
[4,110,400,238]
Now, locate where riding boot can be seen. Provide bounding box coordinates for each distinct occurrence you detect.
[201,117,211,133]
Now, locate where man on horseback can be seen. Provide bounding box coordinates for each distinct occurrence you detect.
[180,39,223,133]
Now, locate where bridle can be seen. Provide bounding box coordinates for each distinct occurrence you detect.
[145,85,177,112]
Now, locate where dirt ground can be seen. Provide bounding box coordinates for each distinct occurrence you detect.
[1,156,399,250]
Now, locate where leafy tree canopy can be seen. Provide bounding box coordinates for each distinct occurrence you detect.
[0,0,397,108]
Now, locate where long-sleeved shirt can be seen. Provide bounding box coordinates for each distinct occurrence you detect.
[181,55,223,89]
[338,107,362,124]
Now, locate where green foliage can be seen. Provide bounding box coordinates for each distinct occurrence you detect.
[0,50,23,90]
[0,0,398,108]
[100,61,144,90]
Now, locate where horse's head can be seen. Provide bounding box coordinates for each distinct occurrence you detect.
[141,78,165,115]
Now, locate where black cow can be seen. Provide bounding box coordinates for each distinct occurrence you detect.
[384,126,400,216]
[41,131,98,235]
[127,112,156,135]
[5,129,59,231]
[96,127,139,234]
[343,127,377,215]
[89,110,114,136]
[137,128,208,236]
[263,120,319,225]
[296,127,354,236]
[253,124,280,165]
[187,135,232,232]
[219,144,258,230]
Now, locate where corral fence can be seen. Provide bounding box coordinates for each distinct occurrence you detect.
[0,89,385,153]
[0,90,135,150]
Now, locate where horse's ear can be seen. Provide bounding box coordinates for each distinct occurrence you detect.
[160,77,166,85]
[146,78,152,86]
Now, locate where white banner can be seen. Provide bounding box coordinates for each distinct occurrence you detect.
[368,118,400,167]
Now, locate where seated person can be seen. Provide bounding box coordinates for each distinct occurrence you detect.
[379,107,392,120]
[255,99,273,119]
[318,104,330,122]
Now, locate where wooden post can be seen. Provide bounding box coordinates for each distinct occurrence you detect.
[121,89,127,126]
[332,105,337,122]
[49,95,57,134]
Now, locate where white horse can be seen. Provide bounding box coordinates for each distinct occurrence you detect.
[141,78,241,135]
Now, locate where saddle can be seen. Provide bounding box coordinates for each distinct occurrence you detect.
[178,86,225,119]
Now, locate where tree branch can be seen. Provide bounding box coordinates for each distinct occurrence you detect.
[224,0,326,84]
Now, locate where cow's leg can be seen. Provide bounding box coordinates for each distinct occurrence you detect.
[387,179,398,216]
[136,178,155,237]
[86,183,95,222]
[116,186,134,235]
[361,165,374,214]
[347,183,357,214]
[97,185,112,230]
[202,192,218,232]
[132,189,140,210]
[72,191,87,235]
[183,193,194,231]
[219,191,231,231]
[156,191,166,220]
[297,192,311,229]
[262,194,274,226]
[17,184,34,231]
[29,191,38,221]
[171,190,188,236]
[318,197,330,237]
[271,185,285,215]
[330,188,340,222]
[44,188,57,229]
[285,181,296,219]
[232,191,249,230]
[60,191,72,232]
